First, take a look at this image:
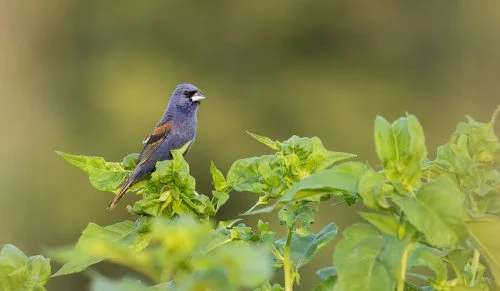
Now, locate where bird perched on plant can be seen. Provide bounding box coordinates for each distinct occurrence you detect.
[108,83,206,209]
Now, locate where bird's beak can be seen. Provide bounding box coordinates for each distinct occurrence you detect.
[191,92,206,102]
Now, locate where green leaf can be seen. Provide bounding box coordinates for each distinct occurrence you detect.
[89,275,153,291]
[374,115,427,188]
[279,167,364,203]
[257,220,276,245]
[121,153,139,170]
[247,131,281,150]
[150,146,191,188]
[393,176,466,247]
[466,215,500,283]
[52,221,136,276]
[280,136,355,172]
[276,223,337,269]
[334,224,404,291]
[359,212,399,235]
[56,151,129,192]
[227,155,287,198]
[407,244,448,282]
[0,244,51,291]
[190,244,273,289]
[210,161,229,192]
[212,190,229,212]
[316,266,337,280]
[358,169,393,209]
[313,267,337,291]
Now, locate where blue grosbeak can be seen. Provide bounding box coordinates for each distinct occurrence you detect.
[109,83,206,209]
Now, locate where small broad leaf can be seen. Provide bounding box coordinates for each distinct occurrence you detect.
[466,215,500,283]
[212,190,229,212]
[280,136,355,173]
[334,224,405,291]
[56,151,129,192]
[210,161,229,192]
[190,244,272,289]
[279,167,363,203]
[313,266,337,291]
[0,244,51,291]
[358,169,394,209]
[52,221,136,276]
[276,223,337,269]
[393,176,466,247]
[227,155,287,198]
[359,212,399,235]
[407,244,448,282]
[121,153,139,170]
[374,115,427,188]
[316,266,337,280]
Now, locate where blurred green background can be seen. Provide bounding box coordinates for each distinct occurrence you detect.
[1,1,500,290]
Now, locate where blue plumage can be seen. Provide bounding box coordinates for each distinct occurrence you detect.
[108,83,205,209]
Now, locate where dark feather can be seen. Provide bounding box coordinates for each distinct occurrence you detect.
[108,120,173,209]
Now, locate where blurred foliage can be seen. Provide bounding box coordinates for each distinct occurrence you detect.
[2,1,500,290]
[0,244,51,291]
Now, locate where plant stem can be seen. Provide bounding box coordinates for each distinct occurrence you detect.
[397,241,415,291]
[283,229,294,291]
[470,249,481,286]
[271,245,285,261]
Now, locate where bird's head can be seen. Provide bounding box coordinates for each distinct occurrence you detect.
[168,83,206,114]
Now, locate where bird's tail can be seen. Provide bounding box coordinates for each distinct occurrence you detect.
[108,176,136,210]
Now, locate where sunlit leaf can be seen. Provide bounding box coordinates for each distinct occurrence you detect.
[0,244,51,291]
[393,177,466,247]
[334,224,404,291]
[56,151,129,192]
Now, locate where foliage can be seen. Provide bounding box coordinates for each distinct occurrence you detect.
[2,106,500,290]
[0,244,51,291]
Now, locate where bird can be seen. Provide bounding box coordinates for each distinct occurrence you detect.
[108,83,206,209]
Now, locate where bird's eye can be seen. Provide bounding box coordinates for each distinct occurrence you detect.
[183,90,196,97]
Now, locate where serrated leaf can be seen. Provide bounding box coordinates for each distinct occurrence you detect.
[393,176,466,247]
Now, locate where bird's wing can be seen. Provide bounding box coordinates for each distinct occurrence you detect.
[137,120,174,166]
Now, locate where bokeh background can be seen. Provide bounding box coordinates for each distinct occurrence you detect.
[1,1,500,290]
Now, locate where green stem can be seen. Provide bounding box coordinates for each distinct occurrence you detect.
[283,228,294,291]
[470,249,481,286]
[271,245,285,261]
[397,241,415,291]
